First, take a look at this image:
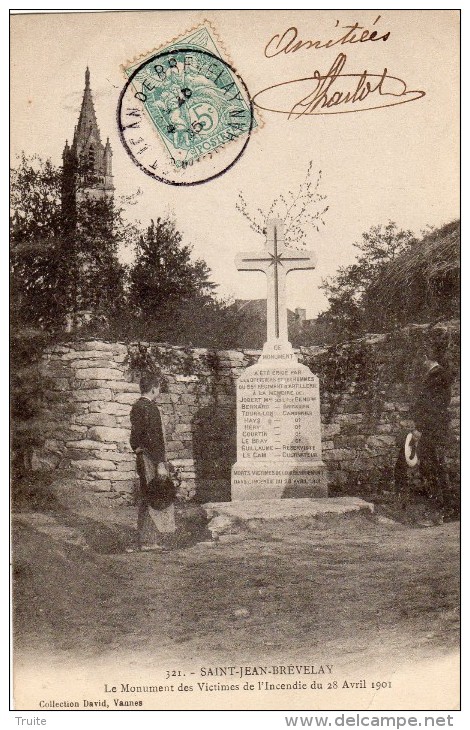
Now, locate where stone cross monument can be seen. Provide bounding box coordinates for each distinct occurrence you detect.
[231,219,327,500]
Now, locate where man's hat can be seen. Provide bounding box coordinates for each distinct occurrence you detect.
[404,432,419,467]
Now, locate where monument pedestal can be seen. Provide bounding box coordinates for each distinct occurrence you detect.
[231,341,327,501]
[231,218,328,501]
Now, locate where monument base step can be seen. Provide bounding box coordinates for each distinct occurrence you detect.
[203,497,374,538]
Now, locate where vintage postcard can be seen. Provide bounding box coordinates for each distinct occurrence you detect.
[10,10,460,712]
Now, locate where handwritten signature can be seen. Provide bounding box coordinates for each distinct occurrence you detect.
[265,18,390,58]
[252,53,426,117]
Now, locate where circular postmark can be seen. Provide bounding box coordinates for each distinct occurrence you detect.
[118,47,254,186]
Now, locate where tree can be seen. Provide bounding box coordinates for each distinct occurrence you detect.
[10,153,63,243]
[10,154,128,473]
[317,221,417,341]
[236,162,329,248]
[128,217,238,345]
[11,154,129,330]
[129,217,215,314]
[68,196,127,326]
[10,155,69,474]
[365,220,459,328]
[127,217,249,347]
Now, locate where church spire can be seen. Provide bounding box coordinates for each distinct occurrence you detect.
[72,66,102,155]
[60,67,114,331]
[62,67,114,226]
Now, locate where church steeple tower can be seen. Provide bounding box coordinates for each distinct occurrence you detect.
[74,66,102,156]
[62,68,114,228]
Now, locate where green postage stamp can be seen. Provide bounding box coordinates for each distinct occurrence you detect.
[119,24,256,185]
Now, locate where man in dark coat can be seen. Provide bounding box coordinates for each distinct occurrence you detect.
[395,352,452,510]
[130,372,171,550]
[130,373,166,471]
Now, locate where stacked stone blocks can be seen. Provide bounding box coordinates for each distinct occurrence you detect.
[39,320,460,503]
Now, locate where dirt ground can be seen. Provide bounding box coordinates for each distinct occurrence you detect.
[12,499,460,681]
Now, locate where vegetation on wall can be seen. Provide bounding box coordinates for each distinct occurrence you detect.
[302,322,458,421]
[367,220,460,327]
[317,220,460,343]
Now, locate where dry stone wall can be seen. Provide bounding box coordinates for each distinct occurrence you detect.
[306,321,460,495]
[39,340,252,504]
[38,320,460,504]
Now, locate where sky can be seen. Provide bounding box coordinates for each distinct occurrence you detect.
[10,9,459,318]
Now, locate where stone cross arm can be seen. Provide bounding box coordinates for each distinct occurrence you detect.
[235,248,317,273]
